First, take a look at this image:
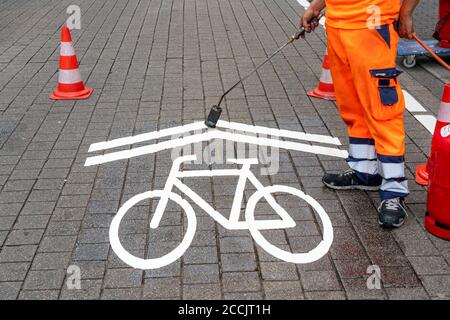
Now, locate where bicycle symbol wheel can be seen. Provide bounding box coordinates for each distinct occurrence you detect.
[245,185,333,264]
[109,190,197,270]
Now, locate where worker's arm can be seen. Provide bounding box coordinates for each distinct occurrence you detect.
[398,0,421,39]
[300,0,326,32]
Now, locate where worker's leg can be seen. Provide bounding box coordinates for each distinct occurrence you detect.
[325,27,381,187]
[338,24,408,202]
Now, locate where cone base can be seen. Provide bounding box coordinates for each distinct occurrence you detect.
[307,88,336,101]
[425,212,450,241]
[50,87,93,100]
[415,163,429,186]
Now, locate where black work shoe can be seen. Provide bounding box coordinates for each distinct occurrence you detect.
[378,198,408,228]
[322,169,381,191]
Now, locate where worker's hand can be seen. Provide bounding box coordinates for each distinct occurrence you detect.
[301,7,320,33]
[398,11,415,39]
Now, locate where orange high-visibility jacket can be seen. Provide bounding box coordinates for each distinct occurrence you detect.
[325,0,401,29]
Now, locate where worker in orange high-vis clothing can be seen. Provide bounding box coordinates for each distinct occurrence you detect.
[302,0,421,228]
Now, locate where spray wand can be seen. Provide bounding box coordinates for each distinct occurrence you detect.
[205,14,324,128]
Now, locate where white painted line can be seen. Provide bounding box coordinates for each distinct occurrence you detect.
[89,120,342,153]
[216,120,341,145]
[85,129,348,166]
[88,122,206,152]
[403,90,426,112]
[413,115,436,134]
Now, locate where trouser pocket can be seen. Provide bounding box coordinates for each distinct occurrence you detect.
[369,68,405,120]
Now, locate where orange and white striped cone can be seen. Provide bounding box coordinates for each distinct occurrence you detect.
[50,25,93,100]
[415,163,429,186]
[416,83,450,186]
[307,54,336,101]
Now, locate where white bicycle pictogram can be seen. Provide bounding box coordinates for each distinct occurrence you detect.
[110,154,333,270]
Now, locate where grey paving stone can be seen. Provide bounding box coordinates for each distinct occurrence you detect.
[380,266,422,288]
[183,246,218,264]
[62,184,93,195]
[183,264,220,284]
[20,201,56,215]
[421,275,450,298]
[408,256,450,275]
[145,261,181,279]
[0,262,30,281]
[46,220,82,236]
[342,277,387,300]
[221,253,257,272]
[104,268,143,288]
[304,291,347,300]
[0,203,22,216]
[23,269,66,290]
[78,228,109,244]
[263,281,304,300]
[38,235,77,253]
[60,279,102,300]
[222,271,261,293]
[6,228,44,245]
[223,292,264,300]
[385,287,430,300]
[219,236,254,253]
[0,245,37,262]
[0,231,7,246]
[0,216,15,230]
[301,270,342,291]
[14,215,51,229]
[183,283,222,300]
[57,195,90,208]
[101,288,142,300]
[67,260,106,280]
[0,282,21,300]
[31,252,72,270]
[142,277,181,299]
[260,262,299,281]
[73,243,110,261]
[0,190,29,203]
[334,259,372,279]
[19,290,60,300]
[3,179,35,191]
[52,208,85,221]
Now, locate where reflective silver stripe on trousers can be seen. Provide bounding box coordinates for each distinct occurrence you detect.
[349,143,376,160]
[348,159,378,175]
[380,179,409,195]
[378,161,405,180]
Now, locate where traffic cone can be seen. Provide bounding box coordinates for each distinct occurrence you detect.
[50,25,93,100]
[307,54,336,101]
[425,83,450,240]
[415,163,429,186]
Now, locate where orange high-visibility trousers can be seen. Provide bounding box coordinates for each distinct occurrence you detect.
[326,24,408,200]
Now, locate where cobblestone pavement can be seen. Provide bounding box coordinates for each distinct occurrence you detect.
[0,0,450,300]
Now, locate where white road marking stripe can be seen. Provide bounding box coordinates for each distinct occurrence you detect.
[88,120,342,153]
[403,90,426,112]
[85,130,349,166]
[414,115,437,134]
